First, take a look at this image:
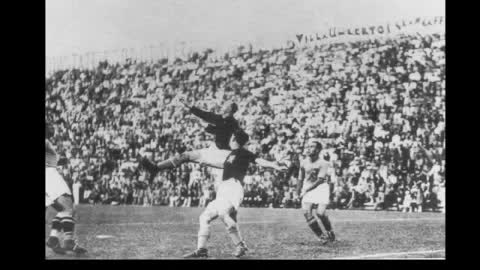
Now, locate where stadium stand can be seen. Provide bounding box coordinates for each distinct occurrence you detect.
[46,32,445,212]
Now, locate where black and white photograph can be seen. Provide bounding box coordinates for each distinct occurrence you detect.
[45,0,446,259]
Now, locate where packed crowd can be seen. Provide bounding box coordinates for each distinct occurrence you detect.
[46,32,445,212]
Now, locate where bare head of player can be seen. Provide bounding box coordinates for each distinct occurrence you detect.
[305,141,321,160]
[221,102,238,118]
[229,129,249,150]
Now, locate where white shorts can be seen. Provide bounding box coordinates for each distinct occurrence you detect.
[196,144,231,169]
[206,178,244,214]
[210,167,224,192]
[302,182,330,205]
[46,167,71,207]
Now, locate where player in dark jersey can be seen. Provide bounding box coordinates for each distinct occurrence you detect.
[183,129,288,258]
[45,123,87,256]
[141,98,240,173]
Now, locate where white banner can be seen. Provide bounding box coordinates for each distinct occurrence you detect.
[289,16,445,48]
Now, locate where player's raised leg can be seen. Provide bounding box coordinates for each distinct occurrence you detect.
[142,147,230,173]
[142,151,200,172]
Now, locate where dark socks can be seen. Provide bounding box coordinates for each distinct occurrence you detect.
[317,214,332,232]
[304,213,323,237]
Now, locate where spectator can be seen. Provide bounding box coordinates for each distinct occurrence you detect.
[46,32,445,212]
[401,190,414,213]
[169,187,180,207]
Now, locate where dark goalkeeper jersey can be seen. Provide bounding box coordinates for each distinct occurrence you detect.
[190,106,239,150]
[222,148,258,182]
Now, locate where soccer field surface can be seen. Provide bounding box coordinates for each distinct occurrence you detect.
[45,205,445,259]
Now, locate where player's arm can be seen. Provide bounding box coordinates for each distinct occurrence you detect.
[45,139,55,153]
[254,158,288,171]
[301,177,323,197]
[178,97,222,125]
[297,166,305,197]
[190,106,223,125]
[301,161,332,197]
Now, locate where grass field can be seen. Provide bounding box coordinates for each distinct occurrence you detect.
[45,205,445,259]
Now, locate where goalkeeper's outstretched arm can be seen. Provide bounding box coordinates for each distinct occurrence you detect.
[178,97,222,125]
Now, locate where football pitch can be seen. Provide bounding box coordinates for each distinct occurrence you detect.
[45,205,445,259]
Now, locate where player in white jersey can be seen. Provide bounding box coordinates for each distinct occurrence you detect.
[45,123,87,256]
[297,140,336,243]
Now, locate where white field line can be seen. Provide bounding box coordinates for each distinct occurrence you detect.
[334,249,445,259]
[77,217,444,226]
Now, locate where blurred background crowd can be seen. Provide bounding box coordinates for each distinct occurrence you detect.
[46,32,445,212]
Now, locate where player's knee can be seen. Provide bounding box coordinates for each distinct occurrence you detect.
[302,202,313,212]
[220,213,238,233]
[303,211,314,221]
[198,211,214,237]
[198,220,210,237]
[199,211,214,226]
[53,194,74,213]
[199,214,207,225]
[316,206,327,216]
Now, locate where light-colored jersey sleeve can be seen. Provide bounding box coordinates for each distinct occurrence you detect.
[45,139,58,167]
[46,140,56,154]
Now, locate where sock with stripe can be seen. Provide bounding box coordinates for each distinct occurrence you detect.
[59,215,76,241]
[50,216,62,238]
